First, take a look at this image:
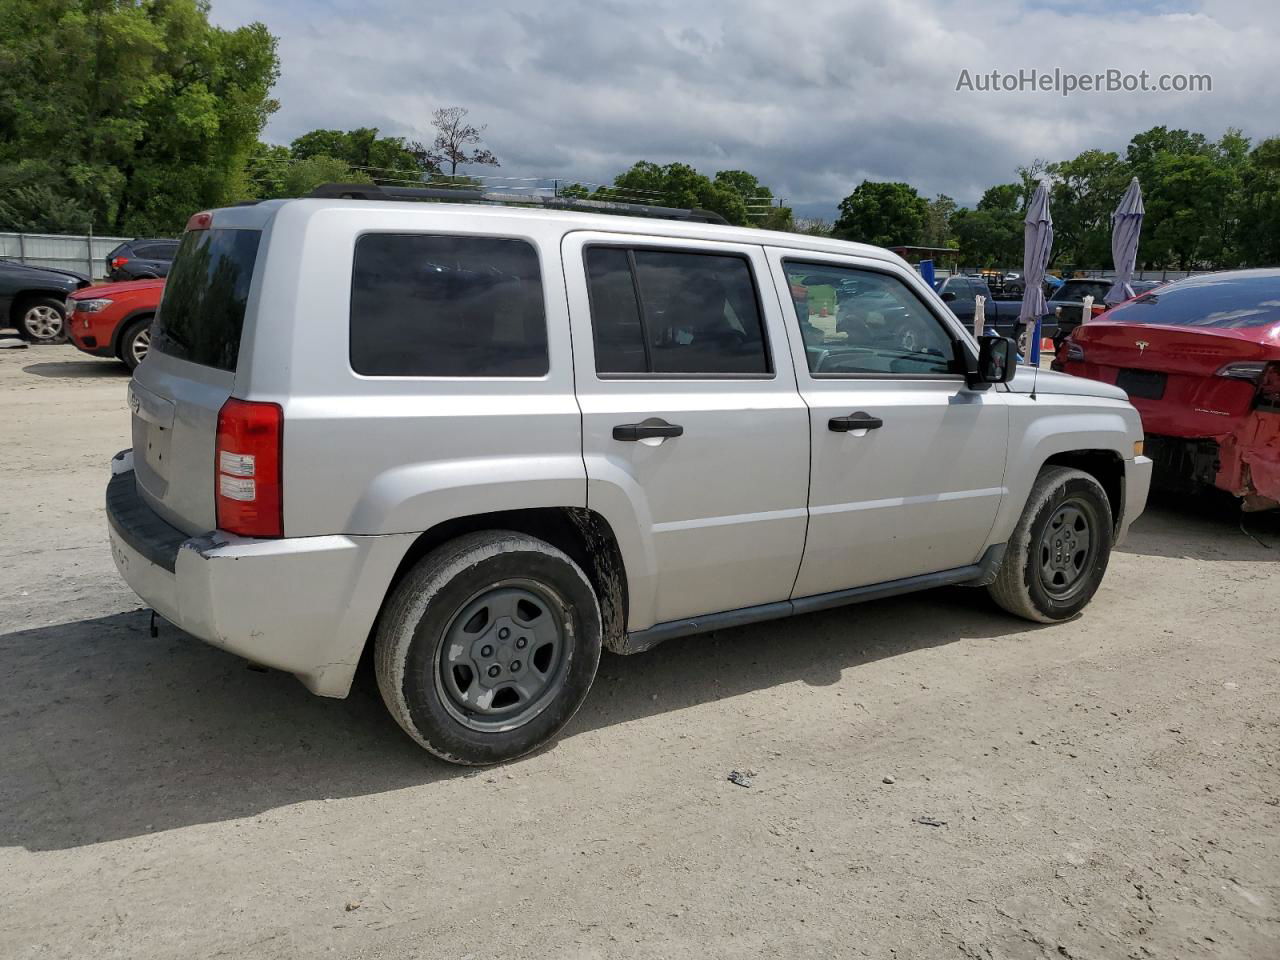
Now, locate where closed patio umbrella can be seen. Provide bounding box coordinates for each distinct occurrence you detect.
[1019,182,1053,365]
[1104,177,1144,306]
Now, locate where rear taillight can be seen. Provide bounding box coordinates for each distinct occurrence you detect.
[1089,303,1106,317]
[1215,361,1267,382]
[186,211,212,231]
[215,399,282,537]
[110,256,128,269]
[1256,362,1280,413]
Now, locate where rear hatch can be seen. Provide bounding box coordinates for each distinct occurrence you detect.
[1072,275,1280,437]
[129,221,263,535]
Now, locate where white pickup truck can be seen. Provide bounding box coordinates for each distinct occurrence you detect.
[106,187,1152,764]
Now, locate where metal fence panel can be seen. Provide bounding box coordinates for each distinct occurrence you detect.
[0,231,134,280]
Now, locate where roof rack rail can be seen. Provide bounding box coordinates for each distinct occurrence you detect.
[306,182,730,225]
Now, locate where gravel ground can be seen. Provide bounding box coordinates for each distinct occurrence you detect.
[1,346,1278,959]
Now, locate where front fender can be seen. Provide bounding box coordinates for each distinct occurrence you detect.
[991,394,1141,544]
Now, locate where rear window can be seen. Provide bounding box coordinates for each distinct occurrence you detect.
[350,234,548,377]
[1107,272,1280,329]
[152,228,261,372]
[135,241,178,260]
[585,247,769,376]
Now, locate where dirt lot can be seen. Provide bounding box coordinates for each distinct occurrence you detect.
[1,345,1278,960]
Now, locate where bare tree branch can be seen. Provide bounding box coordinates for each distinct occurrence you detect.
[427,106,500,176]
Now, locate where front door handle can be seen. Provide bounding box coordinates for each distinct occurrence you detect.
[828,412,883,432]
[613,418,684,442]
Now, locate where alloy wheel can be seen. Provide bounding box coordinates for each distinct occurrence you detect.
[23,304,62,340]
[130,327,151,366]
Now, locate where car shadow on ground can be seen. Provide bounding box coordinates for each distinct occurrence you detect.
[22,360,128,379]
[0,587,1034,852]
[1117,491,1280,560]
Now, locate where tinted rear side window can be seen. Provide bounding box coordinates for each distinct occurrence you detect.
[135,241,178,260]
[585,247,770,376]
[351,234,548,377]
[1107,272,1280,329]
[153,228,261,372]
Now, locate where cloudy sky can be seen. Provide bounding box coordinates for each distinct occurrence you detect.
[211,0,1275,219]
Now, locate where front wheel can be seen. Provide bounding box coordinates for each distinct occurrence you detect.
[988,466,1114,623]
[119,316,153,372]
[18,297,66,342]
[375,531,602,765]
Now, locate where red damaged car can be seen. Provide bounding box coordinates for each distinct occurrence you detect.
[1058,269,1280,510]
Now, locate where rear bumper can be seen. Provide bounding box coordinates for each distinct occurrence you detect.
[1146,427,1280,510]
[106,463,413,697]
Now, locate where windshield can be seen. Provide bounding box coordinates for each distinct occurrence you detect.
[1107,271,1280,329]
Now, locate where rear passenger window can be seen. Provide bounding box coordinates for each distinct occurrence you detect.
[585,247,770,376]
[351,234,548,377]
[136,242,178,260]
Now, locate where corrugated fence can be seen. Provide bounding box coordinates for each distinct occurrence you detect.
[0,231,134,281]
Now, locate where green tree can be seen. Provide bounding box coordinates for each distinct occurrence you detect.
[834,181,928,247]
[1122,126,1238,269]
[0,0,280,234]
[1238,137,1280,265]
[1146,151,1238,270]
[596,161,783,227]
[278,155,372,197]
[713,169,792,229]
[950,183,1025,267]
[952,208,1020,268]
[240,141,290,199]
[556,182,591,199]
[1044,150,1128,267]
[289,127,434,182]
[922,194,957,247]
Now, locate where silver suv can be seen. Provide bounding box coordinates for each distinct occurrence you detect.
[107,189,1152,765]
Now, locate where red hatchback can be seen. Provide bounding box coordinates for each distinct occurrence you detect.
[1058,269,1280,510]
[65,278,164,372]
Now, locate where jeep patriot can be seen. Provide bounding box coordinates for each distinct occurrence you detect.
[107,188,1152,764]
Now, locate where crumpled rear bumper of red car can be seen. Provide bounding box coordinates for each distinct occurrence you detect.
[1216,412,1280,510]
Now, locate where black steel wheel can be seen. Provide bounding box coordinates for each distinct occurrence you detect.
[989,466,1114,623]
[435,581,573,733]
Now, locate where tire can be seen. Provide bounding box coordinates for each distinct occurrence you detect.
[119,315,154,372]
[17,296,66,343]
[988,466,1114,623]
[375,530,602,765]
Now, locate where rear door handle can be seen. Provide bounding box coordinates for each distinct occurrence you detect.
[613,419,684,442]
[828,412,883,432]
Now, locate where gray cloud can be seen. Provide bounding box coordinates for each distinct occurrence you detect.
[213,0,1277,218]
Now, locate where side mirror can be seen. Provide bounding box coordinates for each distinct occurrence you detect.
[975,335,1017,385]
[941,291,957,302]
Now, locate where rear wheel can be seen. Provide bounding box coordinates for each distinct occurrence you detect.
[18,297,65,343]
[375,531,602,765]
[988,466,1114,623]
[119,315,153,372]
